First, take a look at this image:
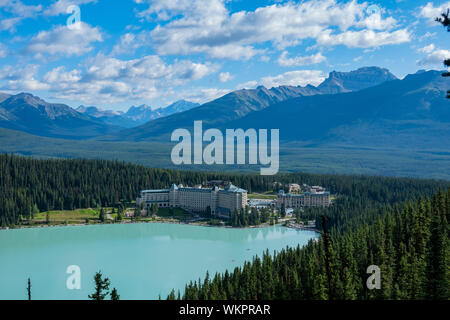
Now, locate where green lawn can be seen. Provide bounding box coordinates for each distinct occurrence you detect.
[34,208,98,222]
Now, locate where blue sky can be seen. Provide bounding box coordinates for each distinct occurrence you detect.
[0,0,449,111]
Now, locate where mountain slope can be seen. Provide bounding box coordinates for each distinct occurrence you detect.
[114,67,398,141]
[77,100,200,128]
[317,66,397,94]
[151,100,200,119]
[0,93,120,139]
[76,105,136,128]
[123,100,200,125]
[113,85,323,141]
[0,92,11,103]
[230,70,449,149]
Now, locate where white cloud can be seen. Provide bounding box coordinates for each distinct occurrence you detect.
[419,32,437,41]
[278,51,326,67]
[113,33,142,55]
[419,44,435,54]
[24,23,103,57]
[417,45,450,67]
[0,64,49,91]
[239,70,326,89]
[0,0,42,32]
[0,54,218,104]
[219,72,233,82]
[419,2,450,22]
[43,0,97,16]
[132,0,409,61]
[176,87,230,104]
[317,29,410,48]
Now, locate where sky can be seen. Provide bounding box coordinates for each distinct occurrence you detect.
[0,0,449,111]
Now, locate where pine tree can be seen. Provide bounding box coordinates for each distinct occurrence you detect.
[436,9,450,98]
[99,208,105,223]
[27,278,31,300]
[111,288,120,300]
[88,271,110,300]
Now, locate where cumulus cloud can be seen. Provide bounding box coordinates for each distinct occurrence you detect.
[131,0,409,60]
[417,44,450,67]
[419,1,450,23]
[0,0,42,32]
[24,23,103,57]
[112,33,145,55]
[176,87,231,104]
[278,51,326,67]
[419,44,436,54]
[43,0,97,16]
[239,70,326,89]
[0,64,49,91]
[0,54,218,104]
[219,72,233,83]
[317,29,410,48]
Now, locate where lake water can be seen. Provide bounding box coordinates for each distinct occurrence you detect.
[0,223,318,300]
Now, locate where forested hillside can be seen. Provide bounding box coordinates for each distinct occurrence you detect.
[1,154,449,229]
[1,154,449,299]
[172,189,450,300]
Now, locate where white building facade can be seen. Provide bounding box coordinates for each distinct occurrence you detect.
[277,189,330,208]
[137,184,247,217]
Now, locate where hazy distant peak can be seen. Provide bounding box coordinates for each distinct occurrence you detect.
[318,66,397,94]
[0,92,11,103]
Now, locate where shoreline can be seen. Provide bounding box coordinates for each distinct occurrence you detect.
[0,217,321,234]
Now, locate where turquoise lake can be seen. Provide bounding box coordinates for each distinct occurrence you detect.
[0,223,318,300]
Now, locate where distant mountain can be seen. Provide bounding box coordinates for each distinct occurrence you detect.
[76,105,124,117]
[76,105,136,128]
[152,100,200,118]
[0,93,120,139]
[114,67,397,141]
[317,66,397,94]
[76,100,200,128]
[0,92,11,103]
[112,85,324,141]
[230,70,449,149]
[125,100,200,125]
[123,104,154,124]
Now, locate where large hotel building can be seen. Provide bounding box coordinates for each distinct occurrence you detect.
[277,186,330,208]
[136,184,248,217]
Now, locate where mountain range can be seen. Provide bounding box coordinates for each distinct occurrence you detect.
[0,93,200,138]
[0,93,120,139]
[0,66,449,179]
[76,100,199,128]
[114,67,399,141]
[229,70,449,149]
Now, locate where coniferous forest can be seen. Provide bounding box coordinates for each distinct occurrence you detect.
[172,189,450,300]
[1,154,449,300]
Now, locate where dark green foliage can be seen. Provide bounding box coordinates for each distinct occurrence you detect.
[174,189,450,300]
[99,208,105,222]
[88,271,120,301]
[3,153,448,228]
[436,9,450,98]
[111,288,120,301]
[436,9,450,31]
[27,278,31,301]
[88,271,110,300]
